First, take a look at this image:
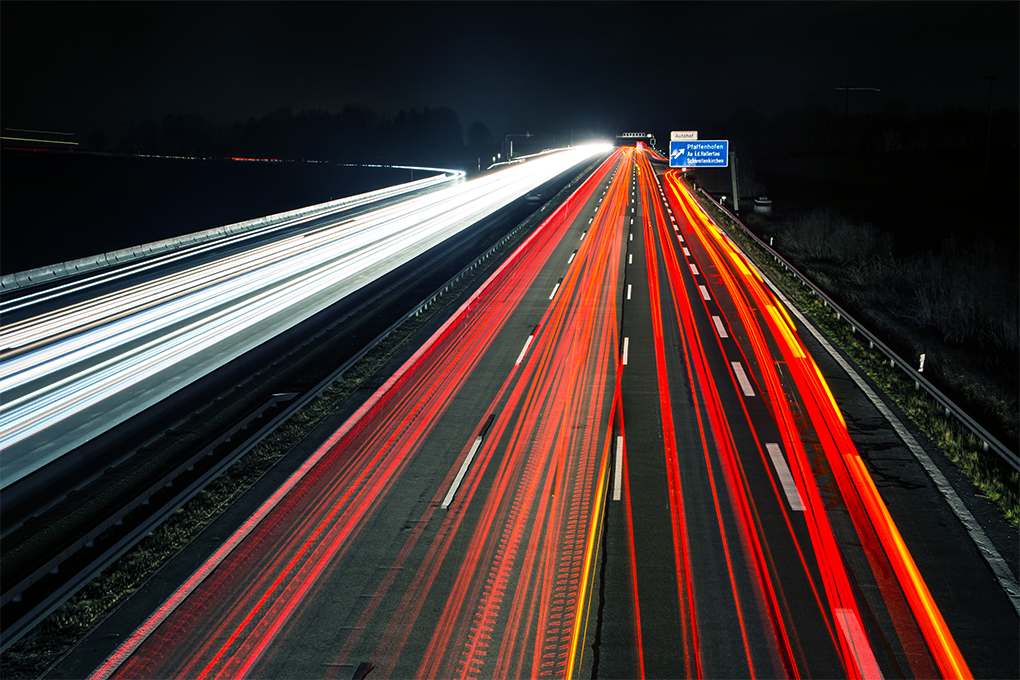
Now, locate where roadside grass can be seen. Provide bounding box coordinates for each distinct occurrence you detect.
[683,182,1019,529]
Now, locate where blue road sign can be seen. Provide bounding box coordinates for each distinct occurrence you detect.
[669,140,728,167]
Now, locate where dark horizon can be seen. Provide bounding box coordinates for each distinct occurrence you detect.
[3,1,1017,147]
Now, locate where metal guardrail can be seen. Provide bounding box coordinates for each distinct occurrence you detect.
[0,169,461,292]
[694,186,1019,473]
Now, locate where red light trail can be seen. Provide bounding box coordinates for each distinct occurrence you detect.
[88,146,973,680]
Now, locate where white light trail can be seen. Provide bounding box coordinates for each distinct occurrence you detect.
[0,145,612,486]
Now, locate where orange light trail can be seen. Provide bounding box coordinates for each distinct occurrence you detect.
[664,168,971,679]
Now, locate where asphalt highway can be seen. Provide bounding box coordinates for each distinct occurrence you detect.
[67,147,1015,679]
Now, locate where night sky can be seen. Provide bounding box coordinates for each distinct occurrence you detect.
[3,1,1017,143]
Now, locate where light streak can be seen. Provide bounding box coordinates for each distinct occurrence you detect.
[1,136,78,145]
[664,168,971,679]
[0,146,610,479]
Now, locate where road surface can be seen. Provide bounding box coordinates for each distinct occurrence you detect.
[76,147,1013,679]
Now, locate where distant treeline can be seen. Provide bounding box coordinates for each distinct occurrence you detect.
[88,106,498,169]
[721,102,1019,157]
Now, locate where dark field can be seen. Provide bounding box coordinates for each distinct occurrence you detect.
[692,147,1020,259]
[1,150,424,275]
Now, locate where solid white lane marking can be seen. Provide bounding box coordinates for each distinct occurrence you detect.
[622,336,630,365]
[515,334,535,365]
[712,315,729,338]
[442,436,485,509]
[731,361,755,396]
[699,285,711,300]
[836,608,884,679]
[613,435,625,501]
[765,443,804,511]
[690,263,699,276]
[627,284,632,300]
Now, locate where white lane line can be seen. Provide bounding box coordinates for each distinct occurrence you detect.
[568,250,576,264]
[627,284,632,300]
[836,608,885,679]
[712,315,729,338]
[683,247,690,256]
[699,285,711,300]
[628,254,633,264]
[515,333,535,365]
[629,233,633,241]
[580,231,586,241]
[622,336,630,365]
[765,443,804,511]
[549,281,561,299]
[678,235,684,242]
[442,435,485,509]
[731,361,755,396]
[589,217,593,224]
[689,263,699,276]
[613,435,625,501]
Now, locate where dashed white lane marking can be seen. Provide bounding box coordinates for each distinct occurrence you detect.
[712,315,728,338]
[549,281,561,299]
[628,254,633,264]
[683,247,690,256]
[622,336,630,365]
[731,361,755,396]
[515,333,535,366]
[699,285,711,300]
[613,435,625,501]
[627,284,632,300]
[836,608,884,680]
[690,263,699,276]
[765,443,804,511]
[568,250,576,264]
[442,435,485,509]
